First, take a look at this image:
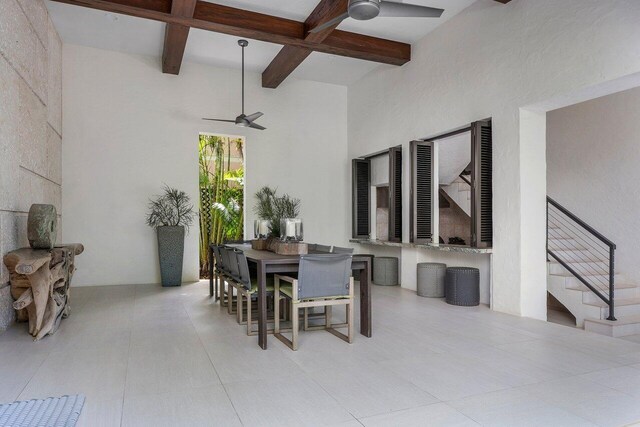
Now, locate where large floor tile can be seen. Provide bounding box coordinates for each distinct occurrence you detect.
[225,376,354,427]
[380,352,512,401]
[496,339,621,375]
[76,398,123,427]
[449,388,595,427]
[125,339,220,397]
[359,403,478,427]
[18,346,127,402]
[121,385,241,427]
[308,359,438,418]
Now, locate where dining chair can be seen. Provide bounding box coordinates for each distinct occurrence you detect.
[331,246,354,254]
[274,254,354,350]
[220,247,241,314]
[211,245,226,302]
[235,250,281,335]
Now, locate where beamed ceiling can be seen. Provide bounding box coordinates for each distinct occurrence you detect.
[45,0,511,87]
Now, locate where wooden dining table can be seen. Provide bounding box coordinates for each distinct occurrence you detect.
[209,245,372,350]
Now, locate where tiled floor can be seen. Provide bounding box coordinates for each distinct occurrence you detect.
[2,282,640,426]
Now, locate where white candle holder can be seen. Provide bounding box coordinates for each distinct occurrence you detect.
[254,219,271,239]
[280,218,303,242]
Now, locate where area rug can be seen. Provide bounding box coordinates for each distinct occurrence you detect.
[0,394,85,427]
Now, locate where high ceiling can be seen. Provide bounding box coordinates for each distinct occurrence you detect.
[45,0,477,86]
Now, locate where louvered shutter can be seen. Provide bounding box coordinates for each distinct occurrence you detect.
[388,147,402,242]
[352,159,371,238]
[471,120,493,247]
[410,141,434,244]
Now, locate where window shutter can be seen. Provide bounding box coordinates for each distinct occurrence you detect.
[410,141,434,244]
[352,159,371,238]
[388,147,402,242]
[471,120,493,247]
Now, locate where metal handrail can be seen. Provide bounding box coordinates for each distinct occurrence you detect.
[547,196,616,321]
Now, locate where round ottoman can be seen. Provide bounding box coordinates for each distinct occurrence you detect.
[373,257,399,286]
[445,267,480,306]
[417,263,447,297]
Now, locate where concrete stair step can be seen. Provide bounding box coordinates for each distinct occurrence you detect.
[585,314,640,337]
[584,297,640,319]
[548,238,585,250]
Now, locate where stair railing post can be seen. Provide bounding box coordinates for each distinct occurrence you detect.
[608,245,616,321]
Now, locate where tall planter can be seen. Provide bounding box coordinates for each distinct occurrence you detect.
[157,226,185,287]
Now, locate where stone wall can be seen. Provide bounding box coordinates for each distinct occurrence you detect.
[0,0,62,332]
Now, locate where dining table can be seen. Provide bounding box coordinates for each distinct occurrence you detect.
[209,245,372,350]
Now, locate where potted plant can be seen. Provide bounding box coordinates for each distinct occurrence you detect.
[254,186,301,250]
[146,185,196,287]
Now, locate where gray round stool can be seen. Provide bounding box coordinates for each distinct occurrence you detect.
[373,257,399,286]
[417,263,447,297]
[445,267,480,306]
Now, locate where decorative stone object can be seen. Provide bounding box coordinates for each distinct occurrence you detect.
[417,263,447,297]
[27,204,57,250]
[373,257,399,286]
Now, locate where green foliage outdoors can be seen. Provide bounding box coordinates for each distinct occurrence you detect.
[199,134,244,277]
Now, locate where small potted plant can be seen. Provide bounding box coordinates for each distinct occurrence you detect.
[146,185,196,287]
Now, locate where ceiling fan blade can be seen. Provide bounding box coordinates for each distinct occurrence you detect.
[202,118,236,122]
[378,1,444,18]
[309,12,350,33]
[248,122,266,130]
[244,112,264,122]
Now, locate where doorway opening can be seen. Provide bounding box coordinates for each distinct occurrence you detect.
[198,133,245,278]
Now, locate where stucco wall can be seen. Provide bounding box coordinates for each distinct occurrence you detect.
[348,0,640,318]
[62,44,348,286]
[547,86,640,288]
[0,0,63,331]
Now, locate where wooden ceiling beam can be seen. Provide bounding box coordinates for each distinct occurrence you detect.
[262,0,348,89]
[162,0,197,74]
[50,0,410,67]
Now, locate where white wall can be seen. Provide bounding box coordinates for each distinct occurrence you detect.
[348,0,640,318]
[62,44,348,286]
[0,0,62,330]
[548,86,640,287]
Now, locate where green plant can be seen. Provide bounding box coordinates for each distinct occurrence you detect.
[253,186,301,237]
[146,185,196,231]
[198,134,245,277]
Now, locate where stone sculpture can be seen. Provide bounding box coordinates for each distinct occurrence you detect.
[2,204,83,340]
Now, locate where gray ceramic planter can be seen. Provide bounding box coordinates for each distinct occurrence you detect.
[157,226,185,287]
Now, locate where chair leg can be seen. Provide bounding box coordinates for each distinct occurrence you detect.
[347,298,354,343]
[246,295,252,336]
[325,305,332,329]
[303,308,309,331]
[291,301,299,351]
[274,288,280,334]
[237,291,243,324]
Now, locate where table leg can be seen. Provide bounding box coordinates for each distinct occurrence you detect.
[209,246,214,298]
[257,261,268,349]
[359,259,372,337]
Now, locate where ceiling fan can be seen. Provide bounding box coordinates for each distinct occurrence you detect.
[310,0,444,33]
[203,39,266,130]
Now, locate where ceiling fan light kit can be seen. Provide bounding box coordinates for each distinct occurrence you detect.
[202,39,266,130]
[310,0,444,33]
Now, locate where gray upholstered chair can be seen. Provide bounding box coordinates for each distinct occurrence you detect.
[235,250,276,335]
[220,247,241,314]
[274,254,354,350]
[331,246,354,254]
[211,245,227,303]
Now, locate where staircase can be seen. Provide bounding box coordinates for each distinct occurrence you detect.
[547,197,640,337]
